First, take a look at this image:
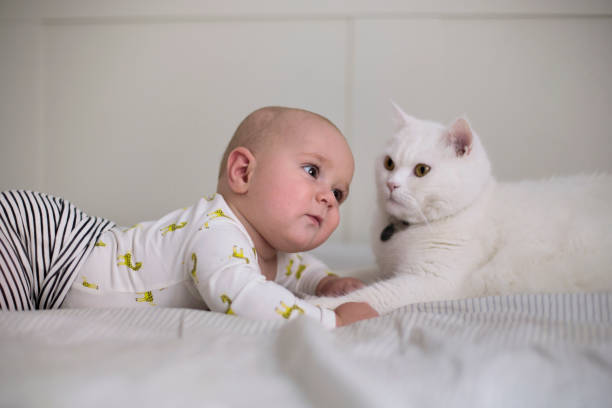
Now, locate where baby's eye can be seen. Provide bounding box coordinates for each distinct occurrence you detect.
[333,189,344,203]
[303,165,319,178]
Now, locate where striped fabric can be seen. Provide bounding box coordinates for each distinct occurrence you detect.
[0,293,610,407]
[0,190,114,310]
[408,292,612,346]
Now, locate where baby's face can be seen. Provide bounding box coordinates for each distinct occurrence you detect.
[245,116,354,253]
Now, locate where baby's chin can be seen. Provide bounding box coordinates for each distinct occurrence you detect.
[274,233,327,254]
[274,243,315,254]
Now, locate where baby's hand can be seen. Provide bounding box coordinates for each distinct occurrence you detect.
[334,302,379,327]
[316,276,364,297]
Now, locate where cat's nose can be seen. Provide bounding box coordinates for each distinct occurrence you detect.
[387,182,399,193]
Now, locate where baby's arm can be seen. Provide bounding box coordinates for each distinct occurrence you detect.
[190,224,339,328]
[199,264,378,328]
[280,252,367,298]
[276,252,377,325]
[334,302,379,327]
[316,275,365,297]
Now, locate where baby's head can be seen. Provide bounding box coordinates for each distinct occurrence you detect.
[217,106,354,255]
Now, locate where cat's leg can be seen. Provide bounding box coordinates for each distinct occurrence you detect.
[339,265,381,284]
[308,273,474,315]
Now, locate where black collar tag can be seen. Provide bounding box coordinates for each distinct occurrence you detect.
[380,224,395,241]
[380,220,410,242]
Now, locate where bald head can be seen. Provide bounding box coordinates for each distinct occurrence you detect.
[218,106,341,179]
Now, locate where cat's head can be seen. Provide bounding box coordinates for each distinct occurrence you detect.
[376,102,492,224]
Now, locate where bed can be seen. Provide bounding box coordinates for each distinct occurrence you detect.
[1,244,611,407]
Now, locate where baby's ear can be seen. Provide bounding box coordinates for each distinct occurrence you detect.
[226,147,255,194]
[447,117,473,157]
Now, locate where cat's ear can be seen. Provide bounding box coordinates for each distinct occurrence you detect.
[448,117,473,157]
[390,100,418,130]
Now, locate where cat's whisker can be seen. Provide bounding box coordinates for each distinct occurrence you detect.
[405,194,432,231]
[414,203,433,231]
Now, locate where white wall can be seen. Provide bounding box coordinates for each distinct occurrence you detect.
[1,1,611,253]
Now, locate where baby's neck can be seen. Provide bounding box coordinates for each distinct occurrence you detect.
[258,256,278,281]
[222,194,278,278]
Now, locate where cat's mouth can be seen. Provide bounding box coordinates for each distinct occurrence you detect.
[387,193,405,207]
[385,194,419,223]
[385,198,406,218]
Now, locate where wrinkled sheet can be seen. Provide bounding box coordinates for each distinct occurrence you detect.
[1,293,611,407]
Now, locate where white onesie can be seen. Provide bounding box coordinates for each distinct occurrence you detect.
[62,194,336,328]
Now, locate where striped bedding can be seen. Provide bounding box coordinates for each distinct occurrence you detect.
[1,292,610,407]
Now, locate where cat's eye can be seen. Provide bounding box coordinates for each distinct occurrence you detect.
[414,164,431,177]
[384,156,395,171]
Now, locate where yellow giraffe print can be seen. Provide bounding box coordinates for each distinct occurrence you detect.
[94,241,106,247]
[231,245,250,264]
[285,259,294,276]
[295,264,306,279]
[221,294,235,315]
[81,276,99,290]
[285,257,307,280]
[135,291,155,305]
[204,194,216,201]
[123,224,140,232]
[160,221,187,236]
[275,301,304,319]
[202,209,233,229]
[190,253,198,284]
[117,251,142,271]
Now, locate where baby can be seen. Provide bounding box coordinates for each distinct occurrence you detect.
[0,106,377,328]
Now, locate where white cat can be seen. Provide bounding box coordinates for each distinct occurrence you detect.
[311,103,612,314]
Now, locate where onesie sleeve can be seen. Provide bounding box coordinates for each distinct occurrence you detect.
[275,252,335,297]
[188,221,336,329]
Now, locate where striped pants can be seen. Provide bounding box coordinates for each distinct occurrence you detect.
[0,190,114,310]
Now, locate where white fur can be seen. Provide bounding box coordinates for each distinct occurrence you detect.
[311,105,612,314]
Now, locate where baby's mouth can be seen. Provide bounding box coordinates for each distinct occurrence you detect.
[306,214,322,226]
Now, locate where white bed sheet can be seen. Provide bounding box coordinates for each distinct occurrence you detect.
[1,292,611,407]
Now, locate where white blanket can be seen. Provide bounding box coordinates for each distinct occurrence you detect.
[1,293,611,407]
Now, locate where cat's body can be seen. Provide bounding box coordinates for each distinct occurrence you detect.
[311,105,612,314]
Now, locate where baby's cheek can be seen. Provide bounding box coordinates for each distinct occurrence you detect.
[328,209,340,231]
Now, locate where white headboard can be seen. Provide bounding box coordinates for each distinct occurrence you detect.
[2,1,611,248]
